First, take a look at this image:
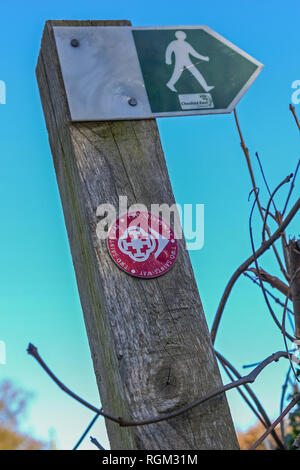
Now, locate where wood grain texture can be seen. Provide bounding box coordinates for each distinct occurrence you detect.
[36,20,239,450]
[288,239,300,339]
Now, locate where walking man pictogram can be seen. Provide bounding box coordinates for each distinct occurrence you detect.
[165,31,215,93]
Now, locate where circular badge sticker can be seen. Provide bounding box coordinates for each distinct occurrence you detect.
[107,211,178,278]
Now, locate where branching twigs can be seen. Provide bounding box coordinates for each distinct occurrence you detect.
[244,272,295,333]
[282,105,300,217]
[250,392,300,450]
[216,350,285,449]
[256,153,295,280]
[262,207,278,223]
[234,108,289,281]
[262,174,293,242]
[249,192,294,340]
[246,268,290,300]
[219,359,266,425]
[216,351,274,425]
[244,273,294,317]
[27,343,290,429]
[211,198,300,343]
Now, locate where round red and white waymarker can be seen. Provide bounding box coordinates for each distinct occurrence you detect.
[107,211,178,279]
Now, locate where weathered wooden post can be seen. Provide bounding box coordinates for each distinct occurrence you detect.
[288,239,300,339]
[36,19,239,450]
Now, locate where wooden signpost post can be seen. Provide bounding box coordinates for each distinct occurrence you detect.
[36,20,240,450]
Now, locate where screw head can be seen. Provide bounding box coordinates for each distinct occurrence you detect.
[70,39,80,47]
[128,98,137,107]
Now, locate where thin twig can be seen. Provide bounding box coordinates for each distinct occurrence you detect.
[219,359,267,426]
[255,152,278,214]
[216,351,285,449]
[290,103,300,131]
[73,412,101,450]
[249,191,294,339]
[262,174,293,242]
[26,343,120,425]
[246,268,291,300]
[90,437,105,450]
[234,108,289,281]
[261,207,278,223]
[282,158,300,217]
[244,272,295,333]
[280,366,292,444]
[244,272,293,311]
[255,152,277,209]
[249,392,300,450]
[27,343,290,428]
[211,198,300,343]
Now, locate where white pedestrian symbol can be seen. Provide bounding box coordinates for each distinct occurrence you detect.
[165,31,215,93]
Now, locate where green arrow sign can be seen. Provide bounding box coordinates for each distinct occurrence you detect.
[54,25,263,121]
[132,26,263,115]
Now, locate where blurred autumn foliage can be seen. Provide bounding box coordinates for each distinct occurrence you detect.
[237,422,281,450]
[237,383,300,450]
[0,380,52,450]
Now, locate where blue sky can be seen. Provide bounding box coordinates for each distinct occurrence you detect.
[0,0,299,450]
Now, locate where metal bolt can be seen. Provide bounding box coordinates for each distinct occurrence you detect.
[128,98,137,107]
[70,39,80,47]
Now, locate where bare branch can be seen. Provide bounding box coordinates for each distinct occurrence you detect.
[249,192,293,339]
[250,392,300,450]
[289,103,300,131]
[73,412,100,450]
[234,108,289,281]
[216,350,285,449]
[247,268,291,299]
[262,173,293,242]
[90,437,105,450]
[255,152,278,214]
[27,343,290,429]
[26,343,120,425]
[211,198,300,343]
[220,360,266,424]
[244,272,294,317]
[262,207,278,223]
[282,158,300,217]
